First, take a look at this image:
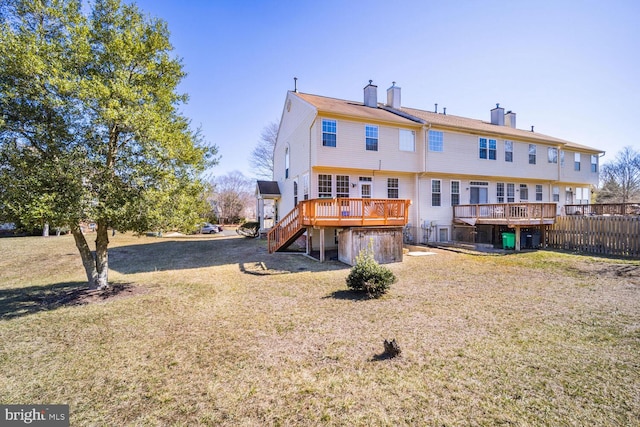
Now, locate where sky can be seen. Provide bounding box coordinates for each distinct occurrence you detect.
[131,0,640,180]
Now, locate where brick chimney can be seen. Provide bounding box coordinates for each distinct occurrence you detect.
[386,82,401,109]
[363,80,378,108]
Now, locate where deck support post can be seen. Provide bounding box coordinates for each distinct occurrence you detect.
[306,227,311,255]
[319,228,325,262]
[515,225,521,251]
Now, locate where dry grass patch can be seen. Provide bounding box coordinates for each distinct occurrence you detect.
[0,234,638,425]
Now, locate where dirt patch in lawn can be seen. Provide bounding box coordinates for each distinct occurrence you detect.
[0,282,148,320]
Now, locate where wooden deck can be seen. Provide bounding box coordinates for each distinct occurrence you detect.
[268,198,411,253]
[454,203,557,226]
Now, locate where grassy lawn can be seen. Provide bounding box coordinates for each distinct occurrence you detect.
[1,233,639,426]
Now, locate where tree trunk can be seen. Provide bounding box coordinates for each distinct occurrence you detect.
[94,222,110,290]
[71,225,110,290]
[71,225,98,288]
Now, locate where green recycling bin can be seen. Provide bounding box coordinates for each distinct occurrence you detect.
[502,232,515,250]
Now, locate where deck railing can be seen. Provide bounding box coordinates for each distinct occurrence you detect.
[268,198,411,253]
[454,203,557,224]
[565,203,640,216]
[301,198,411,227]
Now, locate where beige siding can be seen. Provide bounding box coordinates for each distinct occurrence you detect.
[313,117,422,173]
[426,130,562,180]
[560,150,599,187]
[274,92,317,215]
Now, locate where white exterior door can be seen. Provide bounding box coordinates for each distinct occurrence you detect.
[360,183,372,198]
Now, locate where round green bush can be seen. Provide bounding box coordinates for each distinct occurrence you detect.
[346,243,397,298]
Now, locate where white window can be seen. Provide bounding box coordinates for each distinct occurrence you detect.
[336,175,349,198]
[536,184,543,201]
[322,119,336,147]
[387,178,399,199]
[365,125,378,151]
[302,173,309,200]
[428,130,443,152]
[553,186,560,202]
[574,153,581,171]
[399,129,415,152]
[497,182,505,203]
[548,147,558,164]
[451,181,460,206]
[529,144,537,164]
[479,138,497,160]
[505,141,513,162]
[507,183,515,203]
[285,147,290,178]
[318,174,332,198]
[591,155,598,173]
[520,184,529,200]
[432,180,441,206]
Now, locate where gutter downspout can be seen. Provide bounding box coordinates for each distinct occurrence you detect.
[420,124,431,242]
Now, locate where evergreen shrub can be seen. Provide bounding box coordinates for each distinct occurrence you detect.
[346,240,397,298]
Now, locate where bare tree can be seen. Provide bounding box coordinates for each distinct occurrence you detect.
[212,171,255,223]
[249,120,279,180]
[597,146,640,203]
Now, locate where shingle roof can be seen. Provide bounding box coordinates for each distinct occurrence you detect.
[293,91,602,153]
[295,92,420,126]
[256,181,280,196]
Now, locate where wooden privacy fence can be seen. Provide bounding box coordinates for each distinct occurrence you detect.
[547,216,640,258]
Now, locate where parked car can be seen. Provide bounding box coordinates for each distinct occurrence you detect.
[200,223,223,234]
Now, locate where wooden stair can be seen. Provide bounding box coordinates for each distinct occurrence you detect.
[267,203,304,253]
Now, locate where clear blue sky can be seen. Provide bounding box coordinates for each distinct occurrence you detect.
[132,0,639,180]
